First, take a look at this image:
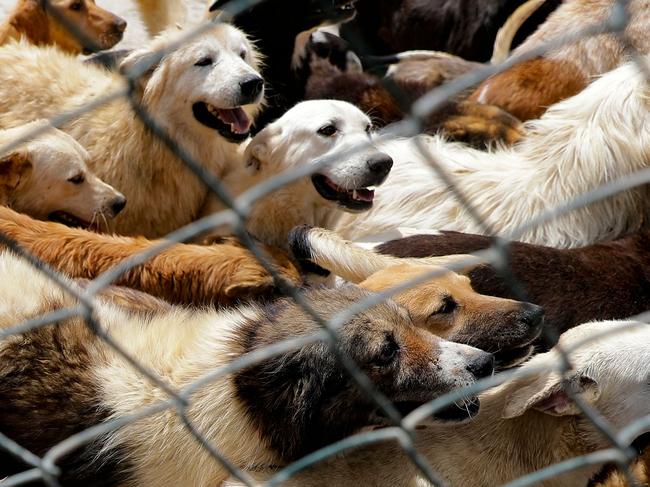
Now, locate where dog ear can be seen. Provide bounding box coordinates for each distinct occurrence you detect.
[244,124,281,171]
[503,372,600,419]
[119,48,162,96]
[0,150,33,198]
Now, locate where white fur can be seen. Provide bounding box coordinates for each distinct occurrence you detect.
[0,24,263,237]
[335,59,650,248]
[225,320,650,487]
[0,120,124,224]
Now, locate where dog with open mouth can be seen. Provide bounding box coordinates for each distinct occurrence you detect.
[289,225,544,369]
[0,21,264,237]
[0,120,125,229]
[203,99,393,248]
[0,252,492,486]
[207,0,358,131]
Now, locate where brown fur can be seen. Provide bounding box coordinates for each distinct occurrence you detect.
[0,0,126,54]
[0,151,31,204]
[75,278,173,314]
[0,206,302,306]
[589,449,650,487]
[377,230,650,340]
[469,58,588,121]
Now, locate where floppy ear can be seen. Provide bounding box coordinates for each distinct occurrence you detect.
[244,124,281,171]
[119,48,163,96]
[0,150,32,197]
[503,372,601,419]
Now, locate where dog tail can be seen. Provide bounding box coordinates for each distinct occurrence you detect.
[288,225,481,283]
[132,0,188,37]
[491,0,546,64]
[361,50,459,68]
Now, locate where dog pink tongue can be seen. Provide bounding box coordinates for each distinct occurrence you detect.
[218,108,251,134]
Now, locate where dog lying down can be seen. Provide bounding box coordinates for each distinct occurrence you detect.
[290,225,544,369]
[0,251,493,486]
[224,320,650,487]
[0,206,300,306]
[0,120,125,227]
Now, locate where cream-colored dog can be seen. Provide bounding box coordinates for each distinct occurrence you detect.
[0,21,264,237]
[0,120,125,227]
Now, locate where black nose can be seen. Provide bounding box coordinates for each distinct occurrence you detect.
[519,303,544,329]
[111,196,127,216]
[239,76,264,102]
[466,352,494,379]
[114,18,127,33]
[366,153,393,177]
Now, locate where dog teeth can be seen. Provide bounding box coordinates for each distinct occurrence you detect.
[353,189,358,200]
[366,186,376,191]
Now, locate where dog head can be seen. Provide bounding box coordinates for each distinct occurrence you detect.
[502,321,650,434]
[208,0,357,32]
[245,100,393,212]
[1,121,126,228]
[361,264,544,369]
[234,285,494,460]
[40,0,126,54]
[119,23,264,144]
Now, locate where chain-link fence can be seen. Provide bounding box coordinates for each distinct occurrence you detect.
[1,0,650,486]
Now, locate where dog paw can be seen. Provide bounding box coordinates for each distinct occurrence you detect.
[440,102,524,148]
[307,31,362,73]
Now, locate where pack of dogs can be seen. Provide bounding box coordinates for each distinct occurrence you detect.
[0,0,650,486]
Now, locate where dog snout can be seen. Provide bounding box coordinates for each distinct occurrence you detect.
[519,302,544,330]
[465,351,494,379]
[113,17,127,34]
[239,76,264,104]
[110,195,127,217]
[366,153,393,179]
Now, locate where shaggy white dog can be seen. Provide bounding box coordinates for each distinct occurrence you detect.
[335,59,650,248]
[0,22,264,237]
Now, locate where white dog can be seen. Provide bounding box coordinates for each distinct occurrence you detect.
[0,120,125,228]
[335,58,650,248]
[225,320,650,487]
[208,100,393,248]
[0,22,264,237]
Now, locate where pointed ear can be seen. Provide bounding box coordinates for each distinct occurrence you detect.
[244,124,281,171]
[0,150,32,196]
[224,277,274,300]
[503,372,601,419]
[119,48,163,96]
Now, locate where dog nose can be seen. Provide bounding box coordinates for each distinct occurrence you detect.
[519,303,544,329]
[111,196,127,216]
[239,76,264,102]
[466,352,494,379]
[366,153,393,177]
[113,18,127,33]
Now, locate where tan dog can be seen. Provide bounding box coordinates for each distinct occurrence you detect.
[290,225,543,368]
[0,206,301,306]
[0,0,126,54]
[0,120,126,227]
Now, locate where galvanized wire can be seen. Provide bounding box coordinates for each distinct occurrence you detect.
[1,0,649,486]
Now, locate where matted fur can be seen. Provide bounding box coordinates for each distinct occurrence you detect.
[336,59,650,248]
[225,320,650,487]
[0,251,491,485]
[0,22,263,237]
[0,0,126,54]
[0,206,300,306]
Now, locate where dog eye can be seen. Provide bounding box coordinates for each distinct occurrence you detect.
[317,124,337,137]
[239,49,247,60]
[434,296,457,315]
[365,124,372,134]
[195,57,213,67]
[374,334,399,366]
[70,0,82,10]
[67,174,85,185]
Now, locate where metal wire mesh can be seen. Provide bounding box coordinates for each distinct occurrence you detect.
[0,0,649,486]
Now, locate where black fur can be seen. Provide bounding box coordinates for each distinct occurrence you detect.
[287,225,331,277]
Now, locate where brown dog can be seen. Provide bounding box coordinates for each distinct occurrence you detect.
[289,225,544,368]
[0,206,301,306]
[0,0,126,54]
